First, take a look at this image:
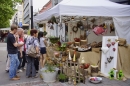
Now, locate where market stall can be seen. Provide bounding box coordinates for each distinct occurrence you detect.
[34,0,130,43]
[35,0,130,84]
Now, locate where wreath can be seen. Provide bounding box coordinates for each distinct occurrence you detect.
[72,26,78,33]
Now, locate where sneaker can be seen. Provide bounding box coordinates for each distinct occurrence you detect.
[18,69,23,73]
[10,77,20,81]
[15,75,20,78]
[5,70,9,73]
[32,75,38,79]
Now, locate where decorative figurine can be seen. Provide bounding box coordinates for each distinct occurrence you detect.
[118,70,124,80]
[68,50,72,61]
[73,78,77,86]
[73,51,76,62]
[68,77,72,85]
[109,69,115,79]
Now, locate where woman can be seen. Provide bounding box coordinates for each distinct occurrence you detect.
[38,31,47,68]
[26,29,40,78]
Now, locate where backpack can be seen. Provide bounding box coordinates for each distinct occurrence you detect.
[26,37,37,58]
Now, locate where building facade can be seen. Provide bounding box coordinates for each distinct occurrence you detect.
[23,0,31,25]
[39,0,52,13]
[10,5,23,27]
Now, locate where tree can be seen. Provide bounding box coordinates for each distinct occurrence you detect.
[0,0,22,28]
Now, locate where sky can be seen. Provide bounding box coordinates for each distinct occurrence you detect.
[33,0,49,12]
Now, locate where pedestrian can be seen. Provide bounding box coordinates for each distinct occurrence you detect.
[7,24,24,80]
[26,29,40,78]
[20,30,29,70]
[17,28,24,73]
[38,31,47,68]
[5,55,10,72]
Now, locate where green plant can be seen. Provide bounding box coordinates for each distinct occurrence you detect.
[57,43,67,51]
[43,31,47,36]
[49,36,59,44]
[58,73,67,80]
[44,63,56,73]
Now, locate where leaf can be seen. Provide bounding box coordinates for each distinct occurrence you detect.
[0,0,22,28]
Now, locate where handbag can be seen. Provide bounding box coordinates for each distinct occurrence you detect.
[27,38,37,58]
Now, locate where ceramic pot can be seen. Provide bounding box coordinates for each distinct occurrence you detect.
[91,65,99,77]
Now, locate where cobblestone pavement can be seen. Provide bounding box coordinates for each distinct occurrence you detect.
[0,43,130,86]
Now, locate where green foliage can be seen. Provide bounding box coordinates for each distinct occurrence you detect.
[0,0,22,28]
[49,36,59,44]
[44,63,56,73]
[58,73,67,80]
[43,31,47,36]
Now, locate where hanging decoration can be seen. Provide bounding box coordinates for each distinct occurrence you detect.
[110,23,115,33]
[59,23,63,31]
[72,26,78,33]
[113,48,116,51]
[91,18,96,24]
[86,30,90,37]
[50,24,54,30]
[101,47,109,54]
[107,56,114,63]
[93,26,105,35]
[48,16,57,24]
[77,21,84,30]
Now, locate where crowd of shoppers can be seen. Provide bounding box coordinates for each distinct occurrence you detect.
[6,24,47,80]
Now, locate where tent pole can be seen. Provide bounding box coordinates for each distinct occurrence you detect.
[60,15,61,22]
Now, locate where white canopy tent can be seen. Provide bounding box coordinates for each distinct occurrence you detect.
[34,0,130,43]
[34,0,130,21]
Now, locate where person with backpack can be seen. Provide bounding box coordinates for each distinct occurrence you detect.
[26,29,40,78]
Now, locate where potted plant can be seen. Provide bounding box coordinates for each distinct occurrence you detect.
[58,73,68,83]
[49,36,59,44]
[41,62,59,82]
[43,31,47,36]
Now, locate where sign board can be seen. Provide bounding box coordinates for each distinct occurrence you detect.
[18,22,22,28]
[101,36,118,77]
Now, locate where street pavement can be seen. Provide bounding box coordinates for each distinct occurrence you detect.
[0,43,41,85]
[0,43,130,86]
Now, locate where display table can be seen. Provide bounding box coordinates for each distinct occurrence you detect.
[46,45,130,79]
[117,45,130,78]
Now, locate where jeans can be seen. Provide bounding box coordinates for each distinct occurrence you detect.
[26,55,36,77]
[8,54,19,79]
[18,51,22,70]
[18,51,26,69]
[21,51,26,68]
[34,58,39,71]
[6,57,10,70]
